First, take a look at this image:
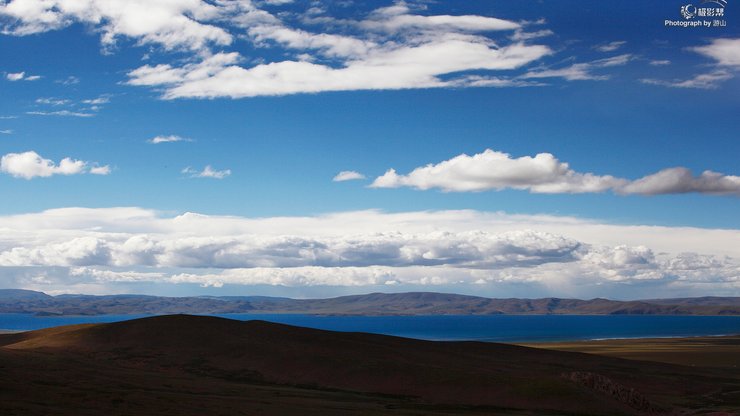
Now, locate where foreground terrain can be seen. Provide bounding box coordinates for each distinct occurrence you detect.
[1,315,740,415]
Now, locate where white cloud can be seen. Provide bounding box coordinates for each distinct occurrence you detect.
[2,0,556,98]
[82,96,110,105]
[690,38,740,68]
[89,165,111,175]
[333,170,365,182]
[642,39,739,89]
[0,129,11,134]
[595,41,626,52]
[369,148,739,196]
[148,134,191,144]
[649,60,671,66]
[56,75,80,85]
[0,0,231,51]
[371,149,625,193]
[5,71,40,81]
[182,165,231,179]
[129,40,551,98]
[0,208,736,296]
[0,150,109,179]
[36,97,70,105]
[360,4,520,33]
[6,72,24,81]
[640,70,733,89]
[124,2,549,98]
[510,29,553,42]
[522,54,632,81]
[26,110,95,117]
[619,167,740,196]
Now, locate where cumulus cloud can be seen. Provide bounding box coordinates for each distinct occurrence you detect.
[333,170,365,182]
[369,149,740,196]
[148,134,191,144]
[182,165,231,179]
[371,149,625,193]
[0,151,110,179]
[0,0,231,51]
[0,208,737,296]
[619,168,740,196]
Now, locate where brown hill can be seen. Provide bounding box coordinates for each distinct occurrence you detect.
[2,315,740,415]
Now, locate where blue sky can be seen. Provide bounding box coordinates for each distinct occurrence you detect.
[0,0,738,299]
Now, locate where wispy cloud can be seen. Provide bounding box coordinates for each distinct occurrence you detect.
[82,96,110,105]
[643,38,739,89]
[5,71,40,81]
[0,0,552,98]
[26,110,95,117]
[333,170,366,182]
[521,54,632,81]
[640,70,733,89]
[595,41,626,52]
[0,129,12,134]
[36,97,71,106]
[56,75,80,85]
[148,135,192,144]
[1,150,110,179]
[182,165,231,179]
[649,60,671,66]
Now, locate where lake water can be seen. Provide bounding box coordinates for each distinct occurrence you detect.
[3,313,740,342]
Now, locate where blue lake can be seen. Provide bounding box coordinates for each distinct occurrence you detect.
[3,313,740,342]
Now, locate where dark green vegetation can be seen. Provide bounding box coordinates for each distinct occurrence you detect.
[2,289,740,316]
[2,315,740,415]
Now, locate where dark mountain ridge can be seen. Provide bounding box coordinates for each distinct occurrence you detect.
[2,289,740,316]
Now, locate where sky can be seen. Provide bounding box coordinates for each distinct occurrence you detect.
[0,0,738,299]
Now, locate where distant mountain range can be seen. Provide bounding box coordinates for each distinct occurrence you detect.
[2,289,740,316]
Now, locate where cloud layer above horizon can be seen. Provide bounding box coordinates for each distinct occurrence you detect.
[0,207,737,297]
